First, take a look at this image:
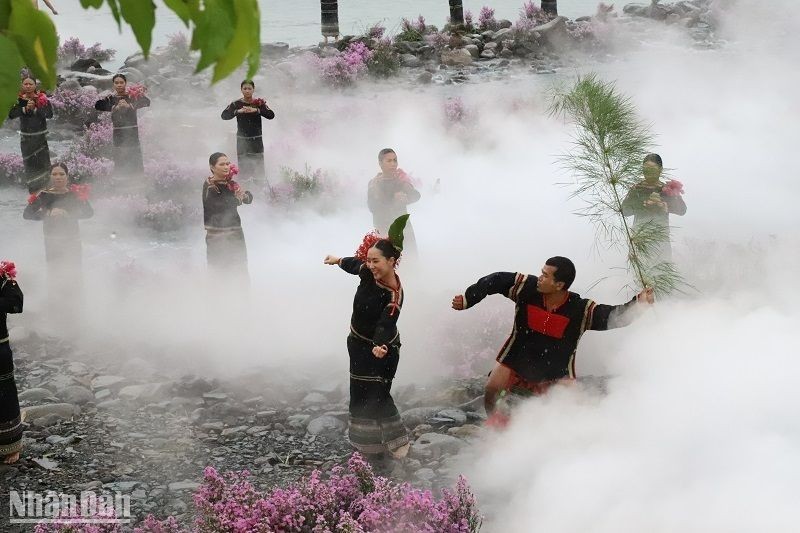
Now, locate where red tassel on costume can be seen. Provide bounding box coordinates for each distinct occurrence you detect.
[526,305,570,339]
[27,193,39,205]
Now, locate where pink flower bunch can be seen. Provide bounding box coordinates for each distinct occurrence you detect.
[425,31,449,49]
[137,453,481,532]
[126,83,147,100]
[145,160,200,193]
[519,1,552,25]
[402,15,427,35]
[62,150,114,183]
[167,31,190,54]
[313,42,374,86]
[0,152,24,183]
[0,261,17,280]
[226,163,239,179]
[28,193,39,205]
[367,24,386,40]
[445,97,468,123]
[478,6,497,30]
[50,86,100,124]
[70,183,92,201]
[662,179,684,197]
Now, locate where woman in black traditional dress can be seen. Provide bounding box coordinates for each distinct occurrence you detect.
[203,152,253,278]
[7,77,53,192]
[323,217,411,460]
[94,74,151,177]
[221,80,275,185]
[23,163,93,304]
[0,261,23,464]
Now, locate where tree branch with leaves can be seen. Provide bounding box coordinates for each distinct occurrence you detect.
[550,74,684,296]
[0,0,261,122]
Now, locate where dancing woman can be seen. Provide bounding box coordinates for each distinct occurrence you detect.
[94,74,151,176]
[221,80,275,184]
[8,77,53,192]
[323,216,411,459]
[0,261,23,464]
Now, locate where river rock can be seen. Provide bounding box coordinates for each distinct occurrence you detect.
[441,49,473,66]
[262,41,290,58]
[23,403,79,421]
[411,433,466,459]
[18,388,57,403]
[532,16,570,50]
[59,385,95,405]
[401,407,442,428]
[434,408,467,425]
[401,54,421,67]
[464,44,480,58]
[91,375,128,390]
[306,415,347,436]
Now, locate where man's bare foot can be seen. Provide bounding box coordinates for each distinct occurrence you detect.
[3,452,20,464]
[389,442,410,459]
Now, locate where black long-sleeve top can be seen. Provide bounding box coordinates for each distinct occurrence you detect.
[339,257,404,347]
[367,174,421,234]
[23,191,94,235]
[221,99,275,140]
[0,276,23,341]
[202,180,253,230]
[8,96,53,133]
[622,181,687,228]
[462,272,638,382]
[94,94,151,143]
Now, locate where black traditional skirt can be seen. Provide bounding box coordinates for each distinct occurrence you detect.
[236,135,266,184]
[20,131,51,192]
[347,329,408,455]
[206,227,249,278]
[0,340,23,457]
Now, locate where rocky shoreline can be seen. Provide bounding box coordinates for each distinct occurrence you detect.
[2,326,492,529]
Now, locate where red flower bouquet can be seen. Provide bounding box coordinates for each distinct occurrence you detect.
[0,261,17,280]
[355,230,383,262]
[126,83,147,100]
[27,193,39,205]
[70,183,92,201]
[19,91,49,108]
[251,98,265,107]
[662,179,684,197]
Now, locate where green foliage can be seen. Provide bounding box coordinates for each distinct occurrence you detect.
[551,74,685,296]
[368,42,400,78]
[388,214,410,252]
[1,0,261,124]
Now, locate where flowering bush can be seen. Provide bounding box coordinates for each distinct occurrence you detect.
[136,453,482,532]
[61,150,114,184]
[367,24,386,40]
[78,116,113,158]
[137,199,185,232]
[57,36,116,65]
[0,152,25,185]
[463,10,476,32]
[312,42,373,87]
[424,31,449,51]
[269,164,344,214]
[478,7,498,31]
[145,160,202,195]
[519,1,553,25]
[167,31,191,57]
[368,39,401,78]
[395,15,428,42]
[50,86,100,125]
[445,97,468,124]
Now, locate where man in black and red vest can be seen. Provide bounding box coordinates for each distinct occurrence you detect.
[452,256,654,419]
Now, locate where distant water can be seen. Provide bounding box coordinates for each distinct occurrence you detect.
[54,0,600,65]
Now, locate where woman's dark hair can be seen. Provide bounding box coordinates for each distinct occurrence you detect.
[545,256,576,290]
[372,239,401,262]
[378,148,396,162]
[112,73,127,83]
[21,76,36,84]
[643,153,663,168]
[241,79,255,88]
[209,152,227,166]
[50,162,69,175]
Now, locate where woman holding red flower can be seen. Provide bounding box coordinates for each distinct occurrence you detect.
[622,153,687,262]
[24,163,93,301]
[95,74,151,177]
[0,260,24,464]
[7,77,53,193]
[221,80,275,186]
[203,153,253,278]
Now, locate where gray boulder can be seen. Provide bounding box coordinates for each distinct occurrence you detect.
[306,415,347,436]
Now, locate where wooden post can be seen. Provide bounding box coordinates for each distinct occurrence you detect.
[448,0,464,25]
[541,0,558,16]
[320,0,339,43]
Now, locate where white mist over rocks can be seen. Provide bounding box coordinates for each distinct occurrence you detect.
[0,0,797,527]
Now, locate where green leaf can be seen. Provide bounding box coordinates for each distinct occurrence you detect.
[162,0,191,25]
[119,0,155,57]
[1,0,12,30]
[0,34,24,118]
[388,214,410,252]
[192,0,235,74]
[8,0,58,89]
[212,0,259,82]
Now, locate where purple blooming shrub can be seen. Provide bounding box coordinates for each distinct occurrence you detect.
[463,10,476,32]
[145,160,201,195]
[518,1,554,25]
[395,15,428,42]
[62,150,114,184]
[312,42,373,86]
[135,453,482,532]
[478,7,498,30]
[58,36,116,64]
[78,116,113,158]
[367,24,386,40]
[136,199,185,232]
[50,86,100,125]
[0,153,25,185]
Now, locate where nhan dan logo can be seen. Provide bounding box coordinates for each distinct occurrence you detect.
[8,490,131,524]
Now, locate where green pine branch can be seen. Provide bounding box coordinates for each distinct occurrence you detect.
[550,73,685,296]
